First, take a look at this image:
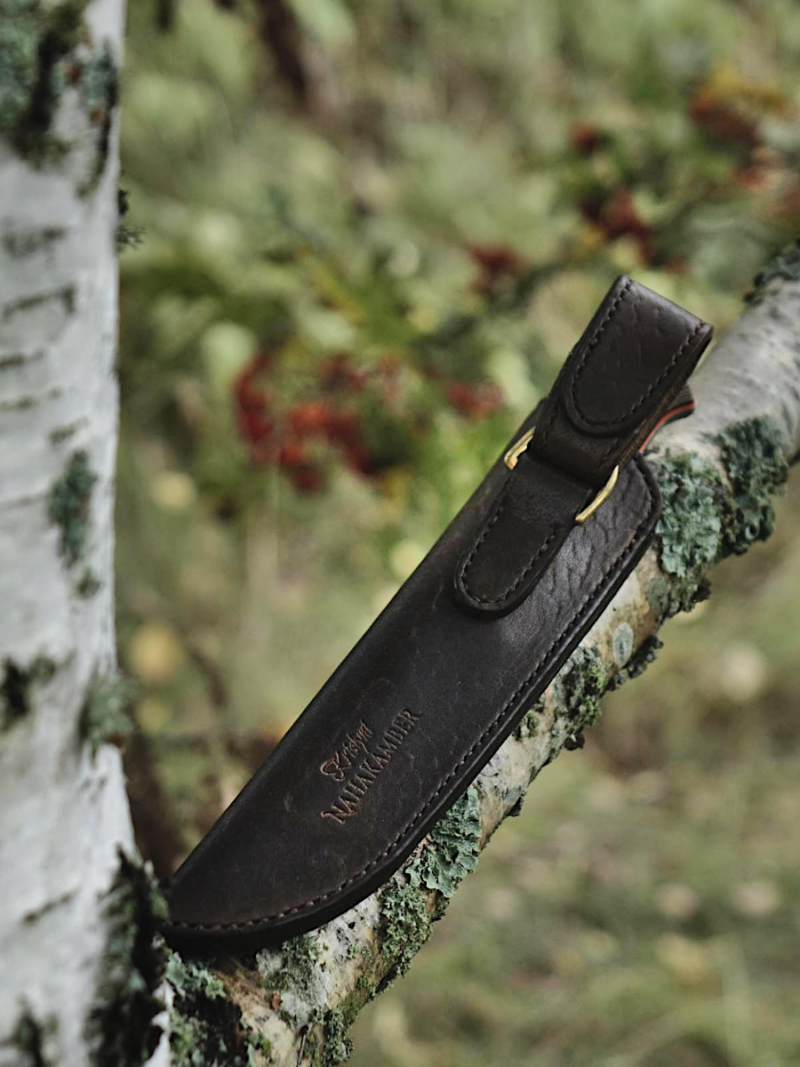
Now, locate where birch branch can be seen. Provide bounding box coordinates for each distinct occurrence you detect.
[167,259,800,1067]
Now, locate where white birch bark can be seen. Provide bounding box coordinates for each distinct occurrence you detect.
[0,2,130,1065]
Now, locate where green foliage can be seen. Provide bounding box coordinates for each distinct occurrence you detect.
[166,954,234,1067]
[281,931,319,970]
[49,451,96,566]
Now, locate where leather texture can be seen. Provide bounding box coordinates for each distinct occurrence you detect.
[453,276,712,617]
[163,276,712,953]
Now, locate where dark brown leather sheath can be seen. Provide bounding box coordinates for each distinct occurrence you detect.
[164,275,712,952]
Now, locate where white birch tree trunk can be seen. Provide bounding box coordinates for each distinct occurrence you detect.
[0,2,133,1065]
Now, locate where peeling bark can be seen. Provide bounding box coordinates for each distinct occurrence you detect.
[171,267,800,1067]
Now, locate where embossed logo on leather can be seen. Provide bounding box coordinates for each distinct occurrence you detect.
[320,707,421,823]
[319,720,373,782]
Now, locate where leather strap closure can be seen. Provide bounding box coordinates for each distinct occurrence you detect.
[453,275,712,618]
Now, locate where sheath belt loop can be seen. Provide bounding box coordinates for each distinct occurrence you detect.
[503,426,620,525]
[452,275,713,618]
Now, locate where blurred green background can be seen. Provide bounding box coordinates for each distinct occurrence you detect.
[117,2,800,1064]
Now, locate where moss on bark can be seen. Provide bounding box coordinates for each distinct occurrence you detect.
[50,450,96,566]
[0,0,118,183]
[378,785,482,986]
[652,452,726,614]
[713,417,788,554]
[80,672,134,756]
[167,952,274,1067]
[257,933,321,994]
[84,855,167,1067]
[406,786,481,903]
[745,238,800,305]
[554,645,607,752]
[0,0,89,162]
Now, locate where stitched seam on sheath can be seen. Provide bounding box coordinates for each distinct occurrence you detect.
[563,278,631,432]
[571,287,703,429]
[165,466,657,934]
[457,494,558,606]
[536,279,630,465]
[535,383,561,458]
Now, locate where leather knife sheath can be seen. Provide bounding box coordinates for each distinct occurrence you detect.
[164,275,712,952]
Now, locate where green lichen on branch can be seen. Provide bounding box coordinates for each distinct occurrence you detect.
[167,952,272,1067]
[379,875,432,977]
[379,787,482,978]
[80,672,134,756]
[407,786,481,903]
[257,932,320,993]
[745,238,800,306]
[557,645,607,746]
[713,416,788,555]
[0,655,56,730]
[652,452,726,614]
[84,854,167,1067]
[167,953,225,1003]
[653,419,787,614]
[168,954,234,1067]
[50,450,96,566]
[319,1004,355,1067]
